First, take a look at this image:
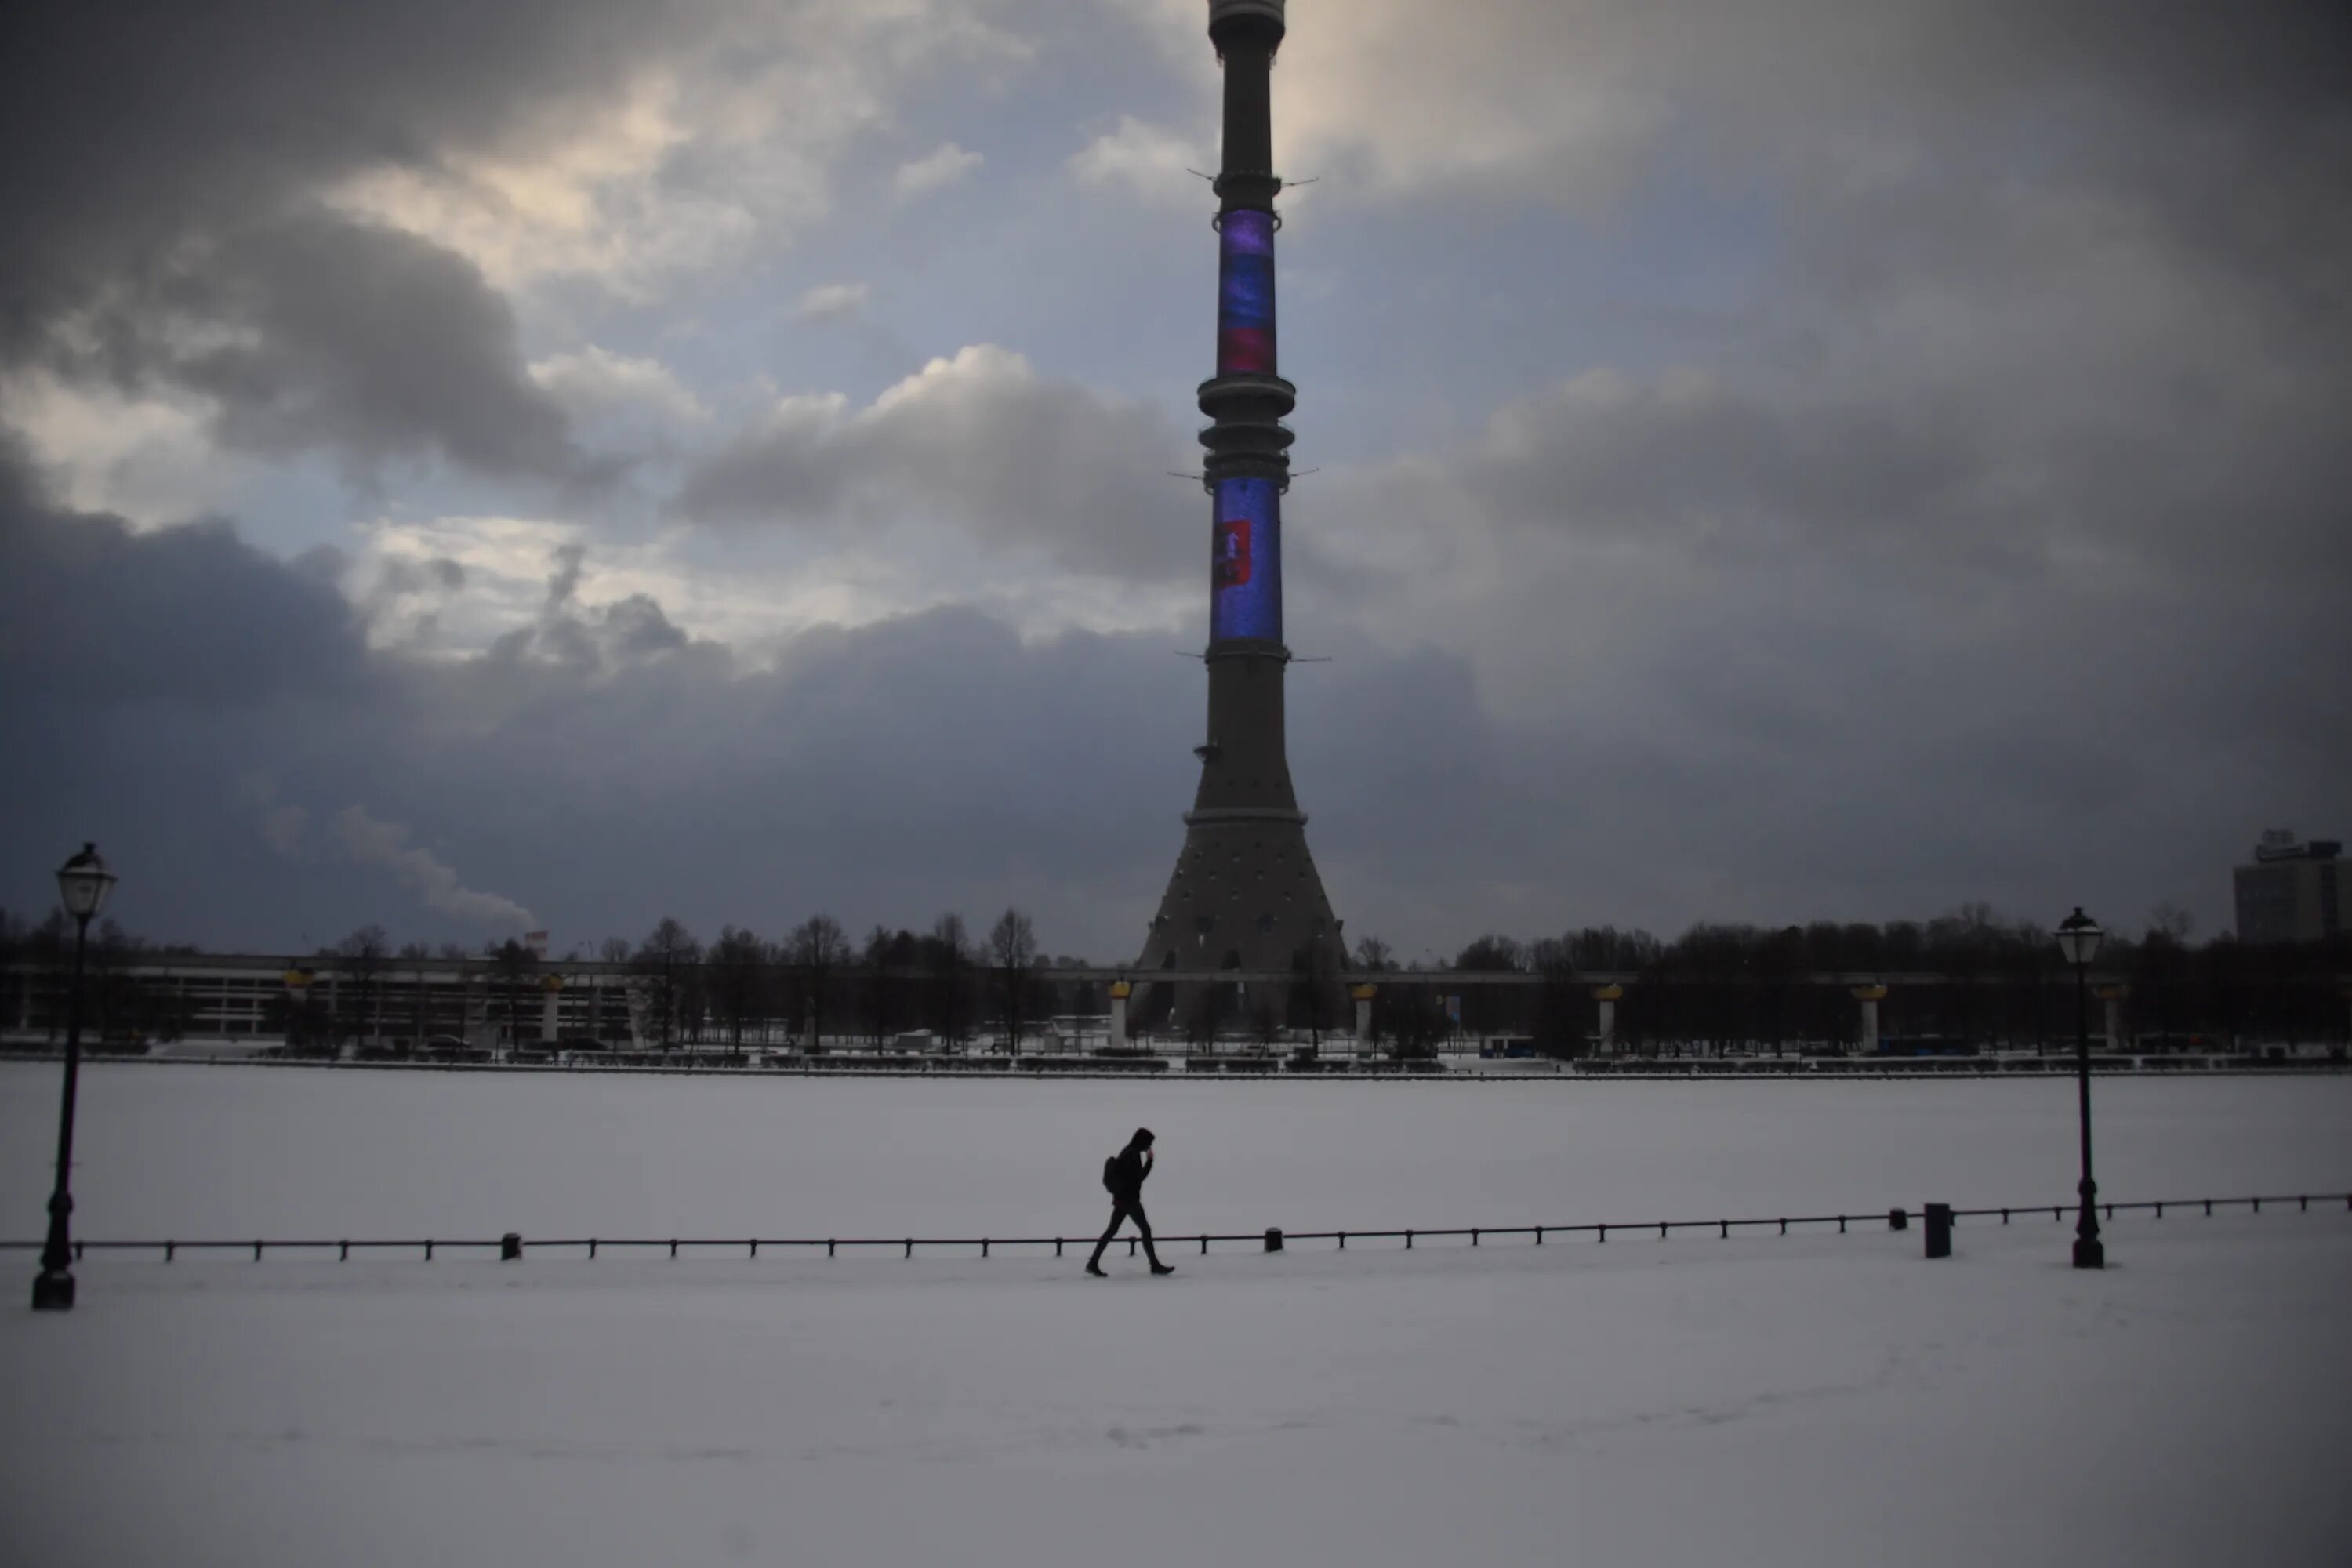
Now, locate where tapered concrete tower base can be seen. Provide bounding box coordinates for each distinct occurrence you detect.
[1136,641,1344,1031]
[1138,648,1345,1029]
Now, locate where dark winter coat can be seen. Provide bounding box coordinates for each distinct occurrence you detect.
[1105,1131,1155,1205]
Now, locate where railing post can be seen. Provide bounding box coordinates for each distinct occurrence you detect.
[669,1240,678,1259]
[1405,1229,1414,1250]
[1534,1227,1544,1245]
[165,1242,175,1263]
[424,1242,434,1260]
[1472,1228,1480,1247]
[749,1240,758,1259]
[1720,1221,1729,1239]
[1598,1224,1606,1243]
[981,1239,990,1258]
[253,1240,263,1261]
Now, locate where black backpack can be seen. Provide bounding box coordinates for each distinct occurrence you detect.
[1102,1154,1119,1194]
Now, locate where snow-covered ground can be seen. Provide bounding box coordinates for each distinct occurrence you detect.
[3,1066,2348,1566]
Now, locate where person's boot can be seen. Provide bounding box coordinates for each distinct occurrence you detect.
[1149,1259,1174,1276]
[1084,1254,1107,1277]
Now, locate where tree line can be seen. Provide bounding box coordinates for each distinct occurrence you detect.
[1341,904,2350,1055]
[3,899,2345,1055]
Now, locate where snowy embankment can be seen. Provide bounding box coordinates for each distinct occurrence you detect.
[2,1067,2347,1567]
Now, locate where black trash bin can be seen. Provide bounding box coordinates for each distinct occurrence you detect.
[1923,1203,1951,1260]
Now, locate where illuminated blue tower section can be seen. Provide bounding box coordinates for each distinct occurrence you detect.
[1138,0,1343,1019]
[1210,209,1283,643]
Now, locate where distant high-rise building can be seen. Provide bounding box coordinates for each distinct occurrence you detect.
[2232,829,2343,944]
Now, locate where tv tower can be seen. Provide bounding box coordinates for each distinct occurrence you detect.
[1136,0,1343,1024]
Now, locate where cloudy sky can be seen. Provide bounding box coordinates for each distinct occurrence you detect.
[2,0,2346,960]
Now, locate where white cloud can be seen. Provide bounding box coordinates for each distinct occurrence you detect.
[0,372,248,528]
[1066,115,1204,205]
[528,346,706,423]
[326,3,1028,296]
[795,281,872,321]
[891,141,982,201]
[678,344,1194,585]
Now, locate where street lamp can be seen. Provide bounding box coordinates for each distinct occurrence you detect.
[33,843,118,1311]
[2055,906,2105,1270]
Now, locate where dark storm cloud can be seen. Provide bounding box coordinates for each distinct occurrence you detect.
[0,0,698,479]
[0,441,365,710]
[163,209,587,482]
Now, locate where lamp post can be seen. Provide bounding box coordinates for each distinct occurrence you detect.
[2055,906,2105,1269]
[33,843,118,1311]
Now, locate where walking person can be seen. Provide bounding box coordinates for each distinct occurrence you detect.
[1087,1127,1174,1276]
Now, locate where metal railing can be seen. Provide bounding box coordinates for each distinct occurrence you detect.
[4,1192,2342,1266]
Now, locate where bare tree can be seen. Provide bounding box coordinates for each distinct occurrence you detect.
[988,908,1038,1055]
[707,926,768,1057]
[790,914,850,1051]
[862,924,905,1047]
[926,912,970,1048]
[488,938,539,1051]
[397,941,434,1048]
[334,925,390,1049]
[1352,934,1392,973]
[635,918,701,1051]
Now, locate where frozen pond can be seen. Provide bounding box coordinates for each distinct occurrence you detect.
[2,1063,2346,1240]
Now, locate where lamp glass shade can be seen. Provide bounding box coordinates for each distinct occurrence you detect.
[2054,907,2103,967]
[55,842,117,920]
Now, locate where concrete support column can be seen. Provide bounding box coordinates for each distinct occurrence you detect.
[1351,984,1377,1054]
[1109,981,1131,1047]
[1851,985,1887,1054]
[1592,985,1622,1054]
[541,976,561,1043]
